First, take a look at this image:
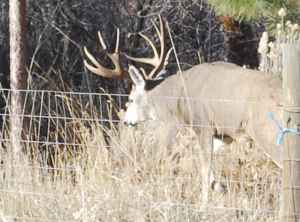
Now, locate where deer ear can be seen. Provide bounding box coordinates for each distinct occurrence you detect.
[129,65,146,91]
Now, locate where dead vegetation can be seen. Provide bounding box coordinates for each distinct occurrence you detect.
[0,89,281,221]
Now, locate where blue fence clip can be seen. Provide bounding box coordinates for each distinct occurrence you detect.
[270,111,300,146]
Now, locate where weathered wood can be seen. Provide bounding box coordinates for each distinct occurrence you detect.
[9,0,28,164]
[282,43,300,221]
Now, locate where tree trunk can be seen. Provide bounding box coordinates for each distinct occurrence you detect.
[219,15,259,69]
[9,0,28,164]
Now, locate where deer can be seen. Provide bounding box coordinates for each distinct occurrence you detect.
[84,16,284,197]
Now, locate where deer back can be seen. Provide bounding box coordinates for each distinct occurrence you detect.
[146,61,283,166]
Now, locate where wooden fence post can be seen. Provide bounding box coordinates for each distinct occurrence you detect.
[9,0,28,164]
[282,43,300,221]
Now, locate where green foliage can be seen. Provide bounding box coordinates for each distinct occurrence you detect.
[206,0,299,28]
[266,1,300,35]
[206,0,279,22]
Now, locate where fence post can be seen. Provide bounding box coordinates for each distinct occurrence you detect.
[9,0,28,164]
[282,43,300,221]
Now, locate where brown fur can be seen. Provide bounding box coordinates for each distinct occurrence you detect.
[141,62,283,167]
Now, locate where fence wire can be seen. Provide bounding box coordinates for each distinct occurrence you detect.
[0,89,291,221]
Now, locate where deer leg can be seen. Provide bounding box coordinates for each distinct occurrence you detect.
[193,125,225,208]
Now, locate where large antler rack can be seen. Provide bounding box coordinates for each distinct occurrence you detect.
[84,15,168,81]
[84,28,131,81]
[124,15,167,80]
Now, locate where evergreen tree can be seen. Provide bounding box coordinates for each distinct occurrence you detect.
[204,0,300,68]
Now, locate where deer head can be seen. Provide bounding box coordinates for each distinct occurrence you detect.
[84,15,169,125]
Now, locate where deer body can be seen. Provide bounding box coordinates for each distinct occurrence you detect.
[125,62,283,167]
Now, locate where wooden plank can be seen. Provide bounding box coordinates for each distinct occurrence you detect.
[282,43,300,221]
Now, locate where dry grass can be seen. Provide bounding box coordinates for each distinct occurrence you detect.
[258,14,300,76]
[0,90,282,222]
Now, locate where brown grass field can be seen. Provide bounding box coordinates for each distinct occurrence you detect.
[0,90,282,221]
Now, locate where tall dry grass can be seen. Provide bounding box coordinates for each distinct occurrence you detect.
[258,9,300,76]
[0,88,282,221]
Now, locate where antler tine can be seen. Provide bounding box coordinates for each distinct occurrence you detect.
[125,33,159,66]
[84,28,131,81]
[124,15,167,79]
[98,30,107,50]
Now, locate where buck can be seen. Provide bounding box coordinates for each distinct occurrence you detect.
[84,16,283,193]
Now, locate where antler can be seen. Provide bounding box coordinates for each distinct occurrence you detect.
[124,15,167,79]
[84,28,131,81]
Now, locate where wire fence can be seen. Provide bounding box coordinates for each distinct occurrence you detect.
[0,89,289,221]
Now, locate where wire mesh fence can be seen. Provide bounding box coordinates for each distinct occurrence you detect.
[0,89,288,221]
